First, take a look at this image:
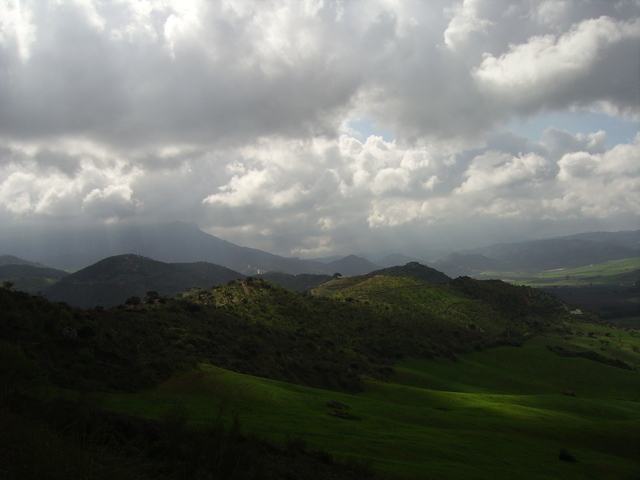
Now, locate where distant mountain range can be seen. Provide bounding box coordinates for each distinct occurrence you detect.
[1,251,451,308]
[435,230,639,277]
[1,223,637,297]
[0,222,380,275]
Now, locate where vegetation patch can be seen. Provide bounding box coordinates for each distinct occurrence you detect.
[546,345,634,370]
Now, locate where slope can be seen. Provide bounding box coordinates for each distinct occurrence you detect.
[101,331,640,480]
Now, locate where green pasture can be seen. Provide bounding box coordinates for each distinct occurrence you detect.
[480,257,640,286]
[101,330,640,480]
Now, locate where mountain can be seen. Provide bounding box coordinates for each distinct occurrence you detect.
[562,230,640,250]
[368,262,451,284]
[0,264,69,293]
[375,253,425,268]
[461,233,639,271]
[42,254,244,308]
[0,254,49,268]
[433,253,503,278]
[324,255,381,276]
[305,255,344,264]
[0,222,329,274]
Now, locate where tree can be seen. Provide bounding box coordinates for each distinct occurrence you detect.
[125,296,141,306]
[333,273,343,279]
[146,291,160,302]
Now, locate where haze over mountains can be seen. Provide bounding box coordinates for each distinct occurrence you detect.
[1,221,637,277]
[0,222,386,276]
[1,222,637,309]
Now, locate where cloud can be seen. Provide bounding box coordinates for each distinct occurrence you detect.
[551,136,640,218]
[474,15,640,116]
[455,152,550,194]
[444,0,493,51]
[0,0,638,256]
[0,140,143,221]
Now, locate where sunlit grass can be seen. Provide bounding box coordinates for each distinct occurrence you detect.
[100,333,640,480]
[480,257,640,286]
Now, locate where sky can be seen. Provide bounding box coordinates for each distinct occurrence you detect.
[0,0,638,259]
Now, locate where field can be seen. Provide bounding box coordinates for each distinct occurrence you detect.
[100,325,640,480]
[477,258,640,287]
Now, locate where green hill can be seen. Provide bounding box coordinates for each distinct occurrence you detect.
[3,275,594,394]
[1,273,638,479]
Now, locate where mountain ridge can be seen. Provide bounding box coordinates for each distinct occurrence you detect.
[43,254,245,308]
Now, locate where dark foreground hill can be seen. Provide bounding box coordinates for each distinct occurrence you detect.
[3,274,586,394]
[2,275,637,480]
[43,254,244,308]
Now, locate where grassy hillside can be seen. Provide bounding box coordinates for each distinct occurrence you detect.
[1,274,638,479]
[257,272,334,292]
[99,329,640,479]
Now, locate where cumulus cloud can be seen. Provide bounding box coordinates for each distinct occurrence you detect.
[0,0,638,256]
[444,0,493,51]
[474,15,640,116]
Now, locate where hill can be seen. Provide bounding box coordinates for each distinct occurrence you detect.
[368,261,452,283]
[1,274,639,479]
[42,254,244,308]
[0,254,50,268]
[3,273,587,394]
[0,264,69,293]
[257,272,334,292]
